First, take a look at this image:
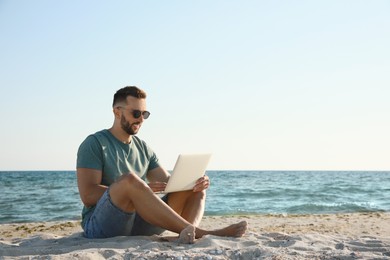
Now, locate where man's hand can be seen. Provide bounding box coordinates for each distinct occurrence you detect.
[148,181,167,193]
[193,175,210,192]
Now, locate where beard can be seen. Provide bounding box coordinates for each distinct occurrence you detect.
[120,115,140,135]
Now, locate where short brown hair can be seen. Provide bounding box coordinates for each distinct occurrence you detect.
[113,86,147,107]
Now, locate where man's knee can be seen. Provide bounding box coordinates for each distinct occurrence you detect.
[192,190,206,200]
[119,173,150,191]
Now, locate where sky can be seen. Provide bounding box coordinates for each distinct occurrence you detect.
[0,1,389,171]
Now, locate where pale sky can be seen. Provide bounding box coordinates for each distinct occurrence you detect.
[1,1,389,171]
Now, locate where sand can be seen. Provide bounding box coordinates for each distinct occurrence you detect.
[1,212,390,259]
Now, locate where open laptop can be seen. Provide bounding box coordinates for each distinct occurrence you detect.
[162,153,212,193]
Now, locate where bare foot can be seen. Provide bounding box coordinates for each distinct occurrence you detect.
[176,225,196,244]
[197,221,248,238]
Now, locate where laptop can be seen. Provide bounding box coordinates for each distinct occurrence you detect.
[162,153,212,193]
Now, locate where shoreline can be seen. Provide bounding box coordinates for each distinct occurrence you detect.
[1,211,390,236]
[1,212,390,259]
[2,210,388,223]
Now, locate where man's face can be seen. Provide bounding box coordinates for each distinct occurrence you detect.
[118,96,148,135]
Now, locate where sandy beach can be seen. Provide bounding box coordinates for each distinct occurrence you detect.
[1,212,390,259]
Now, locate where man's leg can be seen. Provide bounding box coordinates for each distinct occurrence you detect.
[130,194,169,236]
[109,173,247,239]
[167,190,206,226]
[109,173,189,235]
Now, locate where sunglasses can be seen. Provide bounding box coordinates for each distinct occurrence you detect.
[132,110,151,119]
[118,107,151,119]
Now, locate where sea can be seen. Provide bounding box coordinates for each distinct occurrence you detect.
[1,171,390,224]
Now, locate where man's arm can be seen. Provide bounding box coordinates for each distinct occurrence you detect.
[146,166,170,193]
[77,168,108,207]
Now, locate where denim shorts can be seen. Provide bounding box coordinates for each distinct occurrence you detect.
[83,189,168,238]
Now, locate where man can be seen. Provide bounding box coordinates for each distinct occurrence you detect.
[76,86,247,243]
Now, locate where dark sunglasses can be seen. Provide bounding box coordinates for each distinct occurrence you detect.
[118,107,151,119]
[132,110,151,119]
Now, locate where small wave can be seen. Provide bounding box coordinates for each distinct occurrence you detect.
[205,209,264,216]
[286,202,383,214]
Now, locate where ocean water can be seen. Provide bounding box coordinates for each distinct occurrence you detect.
[1,171,389,224]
